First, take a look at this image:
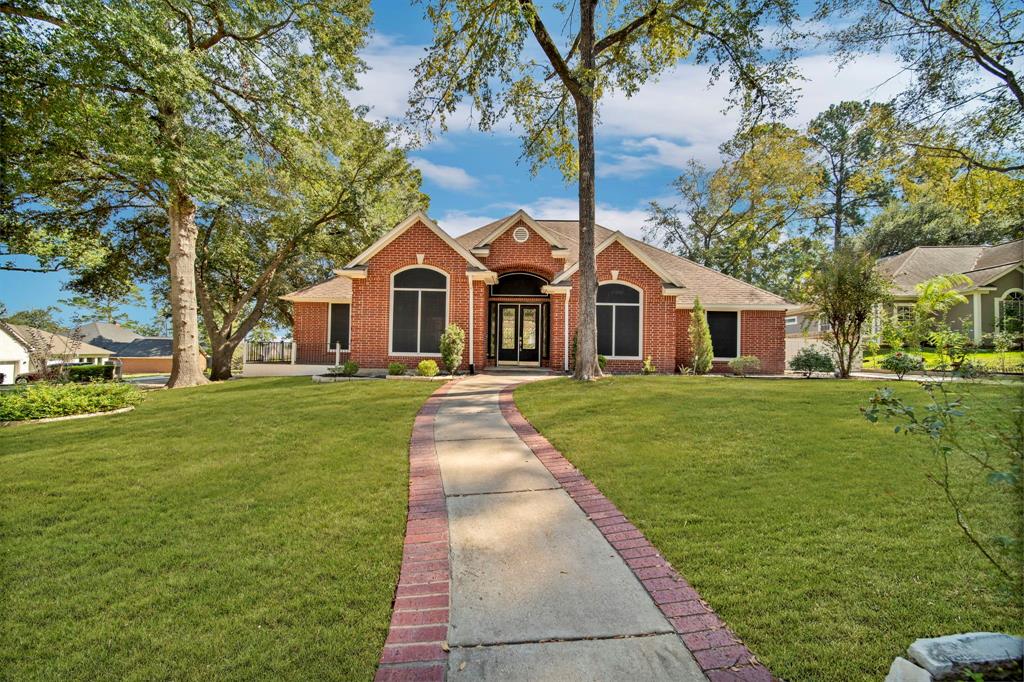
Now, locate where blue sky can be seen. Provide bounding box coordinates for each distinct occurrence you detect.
[1,1,909,324]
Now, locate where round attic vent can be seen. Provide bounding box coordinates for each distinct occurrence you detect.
[512,226,529,243]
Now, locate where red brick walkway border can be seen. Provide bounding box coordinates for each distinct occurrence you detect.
[499,385,773,682]
[374,382,456,682]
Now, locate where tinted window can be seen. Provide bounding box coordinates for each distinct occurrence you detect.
[597,283,640,304]
[392,291,419,353]
[329,303,350,349]
[597,305,614,356]
[615,305,640,357]
[491,272,546,296]
[419,291,446,354]
[707,311,738,358]
[394,267,447,289]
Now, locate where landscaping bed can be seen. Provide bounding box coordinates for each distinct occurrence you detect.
[514,376,1021,681]
[0,381,144,423]
[0,377,438,680]
[863,348,1024,374]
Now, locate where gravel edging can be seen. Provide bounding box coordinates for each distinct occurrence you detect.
[499,385,773,682]
[374,381,456,682]
[1,405,136,427]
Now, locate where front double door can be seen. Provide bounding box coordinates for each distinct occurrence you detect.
[498,304,540,365]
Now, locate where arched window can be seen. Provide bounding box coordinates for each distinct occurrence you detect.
[998,289,1024,334]
[391,267,448,355]
[597,283,641,358]
[489,272,548,297]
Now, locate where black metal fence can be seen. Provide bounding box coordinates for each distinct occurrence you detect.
[244,341,349,366]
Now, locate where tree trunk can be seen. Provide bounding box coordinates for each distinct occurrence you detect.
[572,0,602,381]
[209,341,237,381]
[167,187,210,388]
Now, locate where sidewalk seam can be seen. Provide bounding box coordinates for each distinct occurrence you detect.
[374,381,457,682]
[498,384,775,682]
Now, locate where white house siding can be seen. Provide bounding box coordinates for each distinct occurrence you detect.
[0,328,30,384]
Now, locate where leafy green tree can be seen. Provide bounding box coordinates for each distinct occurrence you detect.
[806,101,900,248]
[860,201,1020,258]
[818,0,1023,175]
[799,245,890,377]
[2,0,371,387]
[410,0,799,380]
[902,273,971,349]
[59,285,147,327]
[689,297,714,374]
[1,306,64,332]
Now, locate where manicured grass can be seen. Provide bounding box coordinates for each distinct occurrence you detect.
[863,347,1024,373]
[1,377,438,680]
[515,376,1022,681]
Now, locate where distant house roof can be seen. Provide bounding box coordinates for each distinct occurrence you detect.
[5,324,114,357]
[876,239,1023,296]
[75,321,141,349]
[112,338,173,358]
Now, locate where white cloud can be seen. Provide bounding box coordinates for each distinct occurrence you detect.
[410,157,479,191]
[436,210,500,235]
[598,137,700,178]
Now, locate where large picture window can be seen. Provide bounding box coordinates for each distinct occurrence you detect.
[597,283,641,358]
[707,311,739,359]
[391,267,447,355]
[328,303,350,350]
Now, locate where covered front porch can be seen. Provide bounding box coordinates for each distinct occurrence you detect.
[482,271,564,371]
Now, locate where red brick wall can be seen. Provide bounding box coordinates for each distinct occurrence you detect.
[350,221,474,370]
[479,220,564,279]
[292,301,351,364]
[675,308,785,374]
[118,357,173,374]
[563,241,678,374]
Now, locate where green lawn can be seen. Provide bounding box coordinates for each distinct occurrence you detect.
[0,377,438,680]
[515,376,1022,681]
[863,347,1024,373]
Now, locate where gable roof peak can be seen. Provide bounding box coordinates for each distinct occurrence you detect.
[470,209,567,250]
[340,210,489,273]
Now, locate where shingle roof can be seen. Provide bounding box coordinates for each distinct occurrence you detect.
[458,217,790,307]
[112,338,173,358]
[876,240,1022,296]
[75,321,140,346]
[280,276,353,302]
[6,324,114,357]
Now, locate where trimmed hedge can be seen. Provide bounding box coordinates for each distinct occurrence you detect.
[0,382,144,422]
[68,364,116,382]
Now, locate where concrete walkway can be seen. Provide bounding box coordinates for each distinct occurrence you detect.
[435,373,706,681]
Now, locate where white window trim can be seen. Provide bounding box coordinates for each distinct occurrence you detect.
[785,316,798,325]
[389,265,449,357]
[706,308,741,361]
[995,288,1024,330]
[326,302,351,352]
[893,302,915,323]
[597,280,643,360]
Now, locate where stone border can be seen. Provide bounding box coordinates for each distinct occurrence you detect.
[1,405,135,428]
[374,381,455,682]
[499,385,773,682]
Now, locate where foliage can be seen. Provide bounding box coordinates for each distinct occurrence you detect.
[59,285,147,328]
[880,352,925,380]
[417,360,439,377]
[439,324,465,375]
[326,361,359,377]
[864,381,1023,586]
[928,326,973,369]
[728,355,761,376]
[799,246,890,377]
[2,306,63,332]
[903,274,972,349]
[689,298,715,375]
[880,316,905,351]
[597,355,608,371]
[805,101,900,247]
[517,377,1020,680]
[989,330,1023,373]
[0,381,142,421]
[641,356,657,375]
[864,336,880,362]
[0,377,437,678]
[789,345,836,377]
[818,0,1023,175]
[67,364,116,382]
[387,362,407,376]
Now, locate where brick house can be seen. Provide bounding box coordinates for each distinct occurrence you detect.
[281,210,790,374]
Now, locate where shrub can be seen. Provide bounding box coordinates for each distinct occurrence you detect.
[0,382,143,421]
[387,362,407,376]
[417,359,439,377]
[641,356,657,375]
[689,297,714,374]
[789,346,835,377]
[67,364,116,382]
[880,352,924,380]
[327,361,359,377]
[597,354,607,371]
[439,324,465,374]
[928,326,971,369]
[728,355,761,376]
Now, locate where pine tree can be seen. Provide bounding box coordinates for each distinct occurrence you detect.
[690,297,714,374]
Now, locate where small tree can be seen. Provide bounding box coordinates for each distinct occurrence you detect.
[800,246,890,378]
[904,274,972,350]
[689,298,714,375]
[439,324,465,375]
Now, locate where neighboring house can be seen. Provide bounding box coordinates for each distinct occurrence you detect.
[873,240,1023,343]
[280,210,790,374]
[76,321,181,374]
[0,322,114,384]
